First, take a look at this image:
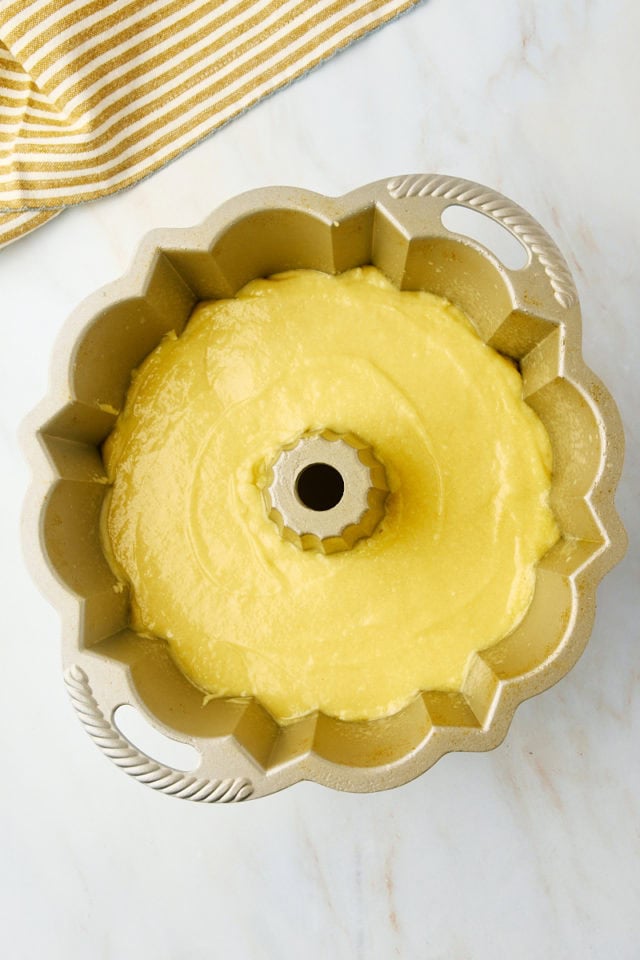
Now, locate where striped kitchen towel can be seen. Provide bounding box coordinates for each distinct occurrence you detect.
[0,0,419,248]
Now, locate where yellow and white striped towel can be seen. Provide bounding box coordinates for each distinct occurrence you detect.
[0,0,419,248]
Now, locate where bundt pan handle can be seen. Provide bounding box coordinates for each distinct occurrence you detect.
[64,663,254,802]
[381,173,578,317]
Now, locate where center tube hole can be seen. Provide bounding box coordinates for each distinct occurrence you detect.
[296,462,345,512]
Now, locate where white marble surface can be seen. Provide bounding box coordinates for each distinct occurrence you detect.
[1,0,639,956]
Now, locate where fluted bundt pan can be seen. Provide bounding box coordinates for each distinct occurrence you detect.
[22,175,626,801]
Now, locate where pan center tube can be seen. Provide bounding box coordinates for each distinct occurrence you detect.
[263,430,389,554]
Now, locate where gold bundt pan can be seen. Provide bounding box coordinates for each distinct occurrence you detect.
[22,175,626,801]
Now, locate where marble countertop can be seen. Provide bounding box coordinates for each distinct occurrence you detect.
[1,0,638,957]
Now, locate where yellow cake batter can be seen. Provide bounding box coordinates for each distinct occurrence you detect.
[101,267,559,721]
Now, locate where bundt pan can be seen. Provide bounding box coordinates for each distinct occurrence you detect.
[22,175,626,801]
